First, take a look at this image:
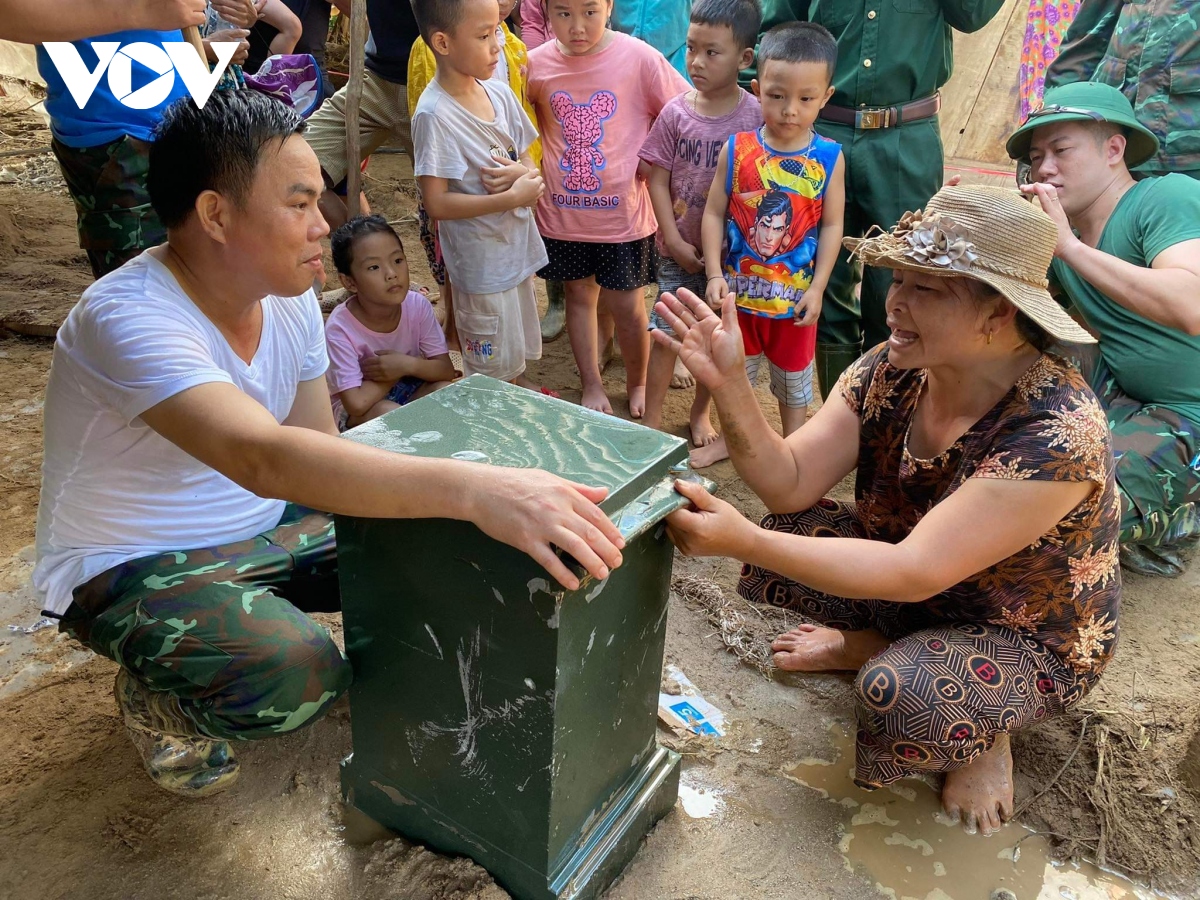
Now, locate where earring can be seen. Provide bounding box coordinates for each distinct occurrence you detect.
[986,332,993,345]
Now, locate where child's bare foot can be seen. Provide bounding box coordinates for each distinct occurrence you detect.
[671,357,694,389]
[689,407,719,447]
[770,624,891,672]
[689,434,729,468]
[941,733,1014,836]
[581,383,613,415]
[628,385,646,419]
[513,374,545,392]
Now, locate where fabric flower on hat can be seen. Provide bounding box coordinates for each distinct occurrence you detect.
[902,213,979,272]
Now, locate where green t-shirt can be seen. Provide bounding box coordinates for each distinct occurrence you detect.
[1051,174,1200,425]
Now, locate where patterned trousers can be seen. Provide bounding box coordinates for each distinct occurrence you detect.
[59,505,351,741]
[738,500,1091,788]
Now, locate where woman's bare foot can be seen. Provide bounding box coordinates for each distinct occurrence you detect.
[628,384,646,419]
[671,357,695,389]
[689,434,730,468]
[770,624,891,672]
[689,407,719,447]
[581,383,613,415]
[941,733,1014,836]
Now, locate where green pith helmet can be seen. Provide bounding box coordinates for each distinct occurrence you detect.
[1006,82,1160,168]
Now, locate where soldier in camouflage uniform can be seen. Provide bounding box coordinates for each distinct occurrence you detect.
[51,136,167,280]
[1008,82,1200,576]
[1045,0,1200,179]
[35,91,624,799]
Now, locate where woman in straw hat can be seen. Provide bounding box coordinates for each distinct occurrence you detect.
[656,184,1120,835]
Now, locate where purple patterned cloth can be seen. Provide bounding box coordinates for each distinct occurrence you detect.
[243,54,322,118]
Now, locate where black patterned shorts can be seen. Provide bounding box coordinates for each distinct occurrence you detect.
[538,235,658,292]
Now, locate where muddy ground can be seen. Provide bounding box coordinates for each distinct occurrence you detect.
[0,103,1198,900]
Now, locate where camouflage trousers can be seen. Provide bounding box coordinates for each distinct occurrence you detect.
[1073,348,1200,549]
[59,505,352,741]
[51,136,167,280]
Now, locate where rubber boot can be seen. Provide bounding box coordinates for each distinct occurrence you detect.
[816,341,863,402]
[541,279,566,342]
[1119,535,1199,578]
[114,669,240,798]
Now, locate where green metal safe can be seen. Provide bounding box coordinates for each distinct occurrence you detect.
[336,376,702,900]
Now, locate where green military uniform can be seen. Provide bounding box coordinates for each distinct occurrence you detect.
[743,0,1005,391]
[1045,0,1200,180]
[51,137,167,281]
[1008,83,1200,576]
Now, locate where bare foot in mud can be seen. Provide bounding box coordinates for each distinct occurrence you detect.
[940,733,1014,836]
[628,384,646,419]
[689,406,719,448]
[689,434,729,468]
[771,624,891,672]
[581,383,613,415]
[671,357,695,389]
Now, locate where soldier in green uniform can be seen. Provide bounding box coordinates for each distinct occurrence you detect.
[744,0,1005,391]
[1045,0,1200,180]
[1009,82,1200,576]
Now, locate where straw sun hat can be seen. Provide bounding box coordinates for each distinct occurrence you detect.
[844,184,1095,345]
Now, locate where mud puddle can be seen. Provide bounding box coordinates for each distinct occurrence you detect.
[786,724,1167,900]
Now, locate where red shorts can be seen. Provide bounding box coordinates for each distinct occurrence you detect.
[737,310,817,372]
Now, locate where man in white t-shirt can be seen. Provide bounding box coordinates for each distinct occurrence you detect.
[34,90,625,798]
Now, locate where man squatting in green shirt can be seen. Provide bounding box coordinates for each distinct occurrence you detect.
[744,0,1005,390]
[1009,83,1200,577]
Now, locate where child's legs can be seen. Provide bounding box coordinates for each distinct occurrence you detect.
[563,278,609,410]
[346,399,400,429]
[770,361,814,436]
[600,287,649,383]
[595,236,657,417]
[644,340,675,430]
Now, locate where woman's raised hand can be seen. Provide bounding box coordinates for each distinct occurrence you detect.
[651,288,746,395]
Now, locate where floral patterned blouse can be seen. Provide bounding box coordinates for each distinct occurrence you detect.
[838,346,1121,679]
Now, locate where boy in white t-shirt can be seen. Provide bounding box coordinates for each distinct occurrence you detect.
[410,0,551,393]
[325,215,455,430]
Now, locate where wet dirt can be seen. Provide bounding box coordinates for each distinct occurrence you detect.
[1,127,1199,899]
[788,723,1163,900]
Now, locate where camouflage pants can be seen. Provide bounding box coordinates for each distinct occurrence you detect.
[51,136,167,280]
[59,505,352,741]
[1072,348,1200,548]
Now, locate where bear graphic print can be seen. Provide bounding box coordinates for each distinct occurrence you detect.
[549,90,617,197]
[527,30,689,241]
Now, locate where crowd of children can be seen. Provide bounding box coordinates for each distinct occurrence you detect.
[324,0,845,465]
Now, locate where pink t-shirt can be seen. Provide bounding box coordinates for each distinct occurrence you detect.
[518,0,552,49]
[324,292,448,410]
[528,32,688,244]
[639,89,763,251]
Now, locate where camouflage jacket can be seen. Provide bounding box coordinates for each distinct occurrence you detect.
[1046,0,1200,175]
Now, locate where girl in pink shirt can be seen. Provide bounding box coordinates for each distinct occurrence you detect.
[528,0,688,417]
[325,217,456,429]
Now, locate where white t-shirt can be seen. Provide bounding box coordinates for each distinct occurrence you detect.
[411,77,548,295]
[33,251,329,616]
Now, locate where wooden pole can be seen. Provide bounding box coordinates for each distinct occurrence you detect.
[182,25,206,61]
[345,0,368,219]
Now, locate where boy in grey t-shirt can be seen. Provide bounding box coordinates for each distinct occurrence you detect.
[411,0,549,388]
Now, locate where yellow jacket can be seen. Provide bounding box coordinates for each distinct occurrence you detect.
[407,23,542,167]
